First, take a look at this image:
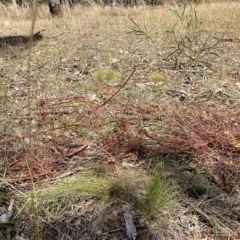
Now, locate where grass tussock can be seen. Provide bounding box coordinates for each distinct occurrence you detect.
[37,170,110,200]
[138,164,174,219]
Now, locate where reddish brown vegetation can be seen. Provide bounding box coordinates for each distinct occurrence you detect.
[100,102,240,190]
[1,88,240,191]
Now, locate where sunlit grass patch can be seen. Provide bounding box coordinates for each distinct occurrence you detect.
[36,170,110,201]
[94,68,119,83]
[149,72,170,85]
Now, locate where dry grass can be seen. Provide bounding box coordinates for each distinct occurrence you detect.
[1,2,240,239]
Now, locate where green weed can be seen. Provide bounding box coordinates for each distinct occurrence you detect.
[138,164,174,219]
[149,72,169,85]
[94,68,118,83]
[165,2,222,68]
[37,170,110,200]
[101,121,117,134]
[127,16,150,42]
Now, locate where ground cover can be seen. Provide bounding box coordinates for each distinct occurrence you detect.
[1,2,240,239]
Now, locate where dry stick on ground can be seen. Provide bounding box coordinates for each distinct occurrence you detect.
[91,67,137,112]
[0,124,86,144]
[1,68,136,144]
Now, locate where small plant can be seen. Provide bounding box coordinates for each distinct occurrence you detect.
[138,164,174,219]
[94,68,118,83]
[101,121,117,134]
[76,127,94,139]
[165,2,222,69]
[149,72,169,85]
[37,170,110,200]
[127,16,150,42]
[105,69,117,81]
[108,175,143,204]
[147,156,162,169]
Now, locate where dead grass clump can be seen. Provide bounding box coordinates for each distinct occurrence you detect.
[139,103,240,190]
[108,175,143,204]
[0,3,33,20]
[2,141,64,184]
[99,101,240,191]
[99,117,149,157]
[1,134,111,186]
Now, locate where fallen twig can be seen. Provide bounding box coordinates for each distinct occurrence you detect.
[91,67,136,112]
[0,123,86,144]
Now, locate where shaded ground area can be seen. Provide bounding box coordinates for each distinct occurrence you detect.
[0,30,44,57]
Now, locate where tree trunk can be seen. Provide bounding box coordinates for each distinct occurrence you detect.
[12,0,18,7]
[48,0,63,17]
